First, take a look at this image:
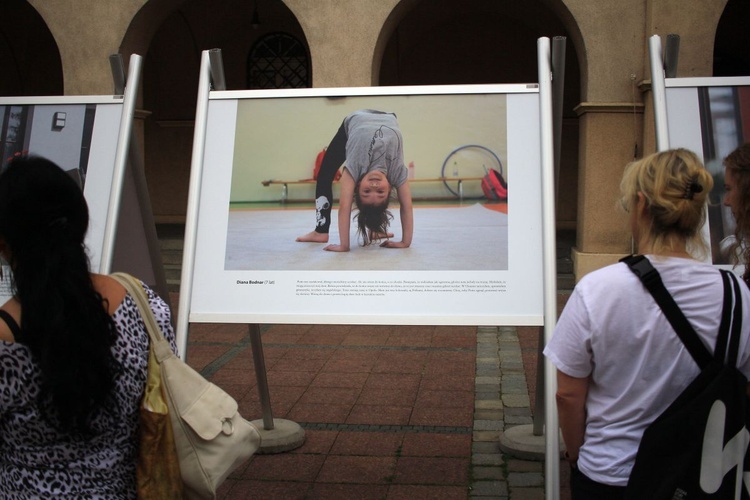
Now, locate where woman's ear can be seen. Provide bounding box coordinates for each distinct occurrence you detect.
[635,192,649,217]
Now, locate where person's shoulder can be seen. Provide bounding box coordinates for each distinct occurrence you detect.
[91,274,128,315]
[0,298,20,343]
[576,260,634,288]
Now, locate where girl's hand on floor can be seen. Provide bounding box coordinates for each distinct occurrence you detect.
[380,240,410,249]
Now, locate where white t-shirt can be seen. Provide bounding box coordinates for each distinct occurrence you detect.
[544,256,750,486]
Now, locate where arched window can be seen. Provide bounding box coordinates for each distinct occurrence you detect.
[247,33,310,89]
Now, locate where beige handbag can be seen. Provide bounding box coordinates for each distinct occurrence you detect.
[111,273,261,499]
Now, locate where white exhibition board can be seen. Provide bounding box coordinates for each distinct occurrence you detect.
[0,97,124,303]
[665,76,750,272]
[189,85,545,325]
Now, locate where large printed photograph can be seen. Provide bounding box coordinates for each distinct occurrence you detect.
[190,86,545,325]
[0,103,97,186]
[0,99,124,303]
[696,85,750,265]
[226,93,510,272]
[666,80,750,267]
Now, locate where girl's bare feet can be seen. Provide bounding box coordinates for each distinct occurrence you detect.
[296,231,329,243]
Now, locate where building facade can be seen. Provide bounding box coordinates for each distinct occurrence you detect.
[2,0,746,280]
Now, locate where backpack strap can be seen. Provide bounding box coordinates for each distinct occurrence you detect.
[621,255,714,369]
[0,309,23,343]
[720,270,744,367]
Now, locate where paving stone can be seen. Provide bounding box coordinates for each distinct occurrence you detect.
[475,376,502,385]
[473,409,504,421]
[504,415,533,425]
[470,480,508,497]
[475,391,501,401]
[472,465,505,480]
[500,360,524,371]
[472,442,500,454]
[475,400,504,410]
[476,366,502,377]
[502,394,531,408]
[504,407,532,417]
[476,357,500,366]
[508,472,544,487]
[500,379,529,394]
[472,453,504,466]
[474,420,504,431]
[475,383,500,393]
[508,487,545,500]
[506,459,544,472]
[473,430,501,442]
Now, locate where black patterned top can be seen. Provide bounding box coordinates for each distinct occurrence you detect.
[0,283,176,498]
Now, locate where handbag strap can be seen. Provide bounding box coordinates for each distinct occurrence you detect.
[621,255,726,369]
[722,270,744,368]
[110,272,175,363]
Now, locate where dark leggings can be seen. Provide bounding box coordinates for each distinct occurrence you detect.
[314,122,347,234]
[569,465,626,500]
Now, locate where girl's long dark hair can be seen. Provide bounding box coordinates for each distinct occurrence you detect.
[0,156,119,433]
[353,180,393,246]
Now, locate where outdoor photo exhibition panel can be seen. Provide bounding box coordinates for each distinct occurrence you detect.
[664,76,750,272]
[0,96,124,303]
[188,85,544,326]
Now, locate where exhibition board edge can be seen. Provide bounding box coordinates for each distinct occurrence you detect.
[665,76,750,88]
[0,96,124,105]
[208,83,540,101]
[188,311,545,326]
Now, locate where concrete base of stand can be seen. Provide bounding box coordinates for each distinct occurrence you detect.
[252,418,306,454]
[499,424,565,461]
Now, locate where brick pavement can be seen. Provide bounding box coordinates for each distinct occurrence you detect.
[177,313,569,499]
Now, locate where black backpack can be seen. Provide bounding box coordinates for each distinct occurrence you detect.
[622,255,750,499]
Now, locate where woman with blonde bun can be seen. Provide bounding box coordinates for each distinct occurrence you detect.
[544,149,750,498]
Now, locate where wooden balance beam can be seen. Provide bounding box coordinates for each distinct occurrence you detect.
[261,177,485,202]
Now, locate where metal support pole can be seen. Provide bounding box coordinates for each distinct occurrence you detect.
[175,50,212,359]
[649,35,670,151]
[664,34,680,79]
[551,36,566,199]
[208,48,227,91]
[249,323,275,430]
[247,324,306,454]
[109,54,126,96]
[538,37,560,500]
[100,54,142,274]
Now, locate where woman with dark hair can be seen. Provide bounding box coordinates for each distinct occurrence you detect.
[544,149,750,498]
[296,109,414,251]
[723,142,750,287]
[0,155,176,497]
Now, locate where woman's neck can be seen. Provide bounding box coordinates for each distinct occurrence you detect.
[636,238,693,259]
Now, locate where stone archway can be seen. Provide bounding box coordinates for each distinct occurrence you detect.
[374,0,583,229]
[0,0,63,96]
[123,0,310,221]
[714,0,750,77]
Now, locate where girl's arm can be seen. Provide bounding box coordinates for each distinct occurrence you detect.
[324,169,355,252]
[381,181,413,248]
[555,370,589,466]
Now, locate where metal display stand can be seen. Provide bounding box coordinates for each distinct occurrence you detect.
[100,54,142,272]
[178,42,558,459]
[498,38,564,498]
[100,54,171,303]
[176,49,304,453]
